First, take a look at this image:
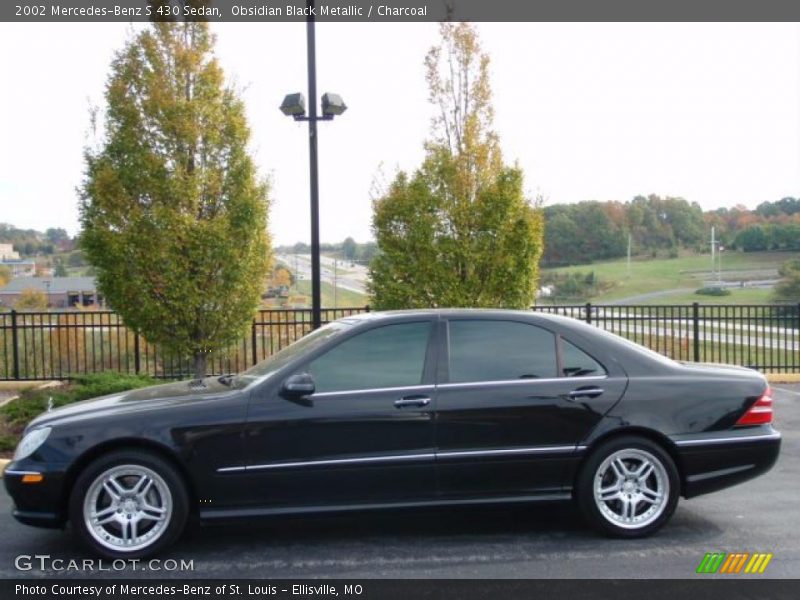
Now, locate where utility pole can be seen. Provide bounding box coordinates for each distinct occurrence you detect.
[333,258,338,309]
[305,2,322,328]
[711,226,716,280]
[627,233,632,278]
[279,0,346,328]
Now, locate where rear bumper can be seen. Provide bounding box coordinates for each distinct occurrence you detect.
[672,428,781,498]
[3,461,68,529]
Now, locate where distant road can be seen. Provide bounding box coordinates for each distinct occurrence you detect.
[275,254,367,295]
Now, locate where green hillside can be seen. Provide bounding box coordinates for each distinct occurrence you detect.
[543,250,797,304]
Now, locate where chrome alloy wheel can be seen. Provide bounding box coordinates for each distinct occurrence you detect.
[593,448,669,529]
[83,464,172,552]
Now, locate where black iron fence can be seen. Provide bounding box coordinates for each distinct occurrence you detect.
[0,307,369,381]
[533,303,800,372]
[0,303,798,380]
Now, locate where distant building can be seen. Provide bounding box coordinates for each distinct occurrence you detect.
[0,243,20,260]
[0,258,36,278]
[0,276,103,309]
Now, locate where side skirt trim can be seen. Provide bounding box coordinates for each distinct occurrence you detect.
[673,431,781,447]
[217,445,587,473]
[199,492,573,520]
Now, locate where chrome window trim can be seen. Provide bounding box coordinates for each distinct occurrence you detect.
[673,431,781,447]
[294,376,609,398]
[217,445,587,473]
[3,470,42,476]
[437,375,608,389]
[311,384,435,399]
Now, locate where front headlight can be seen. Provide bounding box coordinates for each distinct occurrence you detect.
[13,427,52,461]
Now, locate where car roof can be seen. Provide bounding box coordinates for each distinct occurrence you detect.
[341,308,578,324]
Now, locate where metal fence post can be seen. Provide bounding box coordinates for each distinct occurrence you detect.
[10,309,20,380]
[134,333,141,375]
[692,302,700,363]
[251,318,258,366]
[585,302,592,324]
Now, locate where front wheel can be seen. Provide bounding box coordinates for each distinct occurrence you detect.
[69,449,188,559]
[576,436,679,538]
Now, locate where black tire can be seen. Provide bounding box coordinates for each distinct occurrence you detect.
[68,449,189,559]
[576,435,679,538]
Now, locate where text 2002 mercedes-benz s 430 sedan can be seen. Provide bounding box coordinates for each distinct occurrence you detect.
[4,310,780,558]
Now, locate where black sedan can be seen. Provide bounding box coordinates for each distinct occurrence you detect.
[3,310,780,558]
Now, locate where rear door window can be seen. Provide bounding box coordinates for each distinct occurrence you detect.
[447,320,558,383]
[561,339,606,377]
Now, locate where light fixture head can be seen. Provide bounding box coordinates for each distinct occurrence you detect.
[321,93,347,117]
[280,93,306,117]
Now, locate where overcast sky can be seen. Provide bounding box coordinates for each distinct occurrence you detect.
[1,22,799,245]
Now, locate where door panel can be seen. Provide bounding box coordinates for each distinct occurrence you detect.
[435,318,627,498]
[240,320,438,508]
[435,377,626,497]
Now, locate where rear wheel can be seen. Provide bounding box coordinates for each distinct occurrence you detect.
[69,449,188,559]
[576,436,679,537]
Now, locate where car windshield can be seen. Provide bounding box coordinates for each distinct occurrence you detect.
[235,320,353,386]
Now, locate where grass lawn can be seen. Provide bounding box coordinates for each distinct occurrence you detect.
[0,372,157,457]
[546,250,798,303]
[294,280,368,308]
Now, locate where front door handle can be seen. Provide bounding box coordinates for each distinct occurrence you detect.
[568,387,604,399]
[394,395,431,409]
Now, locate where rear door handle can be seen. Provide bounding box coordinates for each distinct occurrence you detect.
[394,395,431,408]
[568,387,604,399]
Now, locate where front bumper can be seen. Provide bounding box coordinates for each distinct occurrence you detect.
[3,461,68,529]
[672,427,781,498]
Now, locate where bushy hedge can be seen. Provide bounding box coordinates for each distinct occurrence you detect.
[695,286,732,297]
[0,372,157,453]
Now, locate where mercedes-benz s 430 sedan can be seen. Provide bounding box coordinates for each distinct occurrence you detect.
[4,310,780,558]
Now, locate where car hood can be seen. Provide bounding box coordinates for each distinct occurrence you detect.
[27,377,237,431]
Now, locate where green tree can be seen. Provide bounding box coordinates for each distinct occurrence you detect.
[80,22,271,379]
[15,288,48,311]
[53,259,68,277]
[341,236,357,261]
[45,228,70,245]
[369,23,543,309]
[734,225,768,252]
[68,251,86,268]
[772,260,800,303]
[0,265,10,288]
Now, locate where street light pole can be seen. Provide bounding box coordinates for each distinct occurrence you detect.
[280,0,346,329]
[306,0,322,330]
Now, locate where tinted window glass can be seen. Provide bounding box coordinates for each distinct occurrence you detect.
[562,339,606,377]
[308,322,432,393]
[448,320,557,383]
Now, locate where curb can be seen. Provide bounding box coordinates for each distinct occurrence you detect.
[766,374,800,385]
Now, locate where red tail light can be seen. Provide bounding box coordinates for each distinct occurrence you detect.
[736,387,773,426]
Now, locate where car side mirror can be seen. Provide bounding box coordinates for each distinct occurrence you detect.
[281,373,315,400]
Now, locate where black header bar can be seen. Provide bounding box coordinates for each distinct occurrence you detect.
[3,0,800,23]
[1,579,798,600]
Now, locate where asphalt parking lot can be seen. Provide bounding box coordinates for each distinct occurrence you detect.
[1,385,797,580]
